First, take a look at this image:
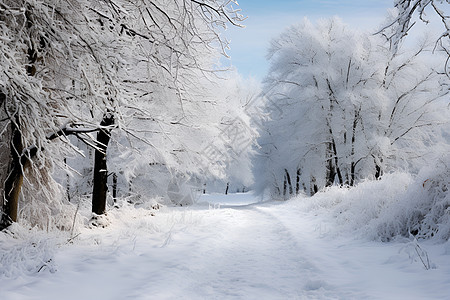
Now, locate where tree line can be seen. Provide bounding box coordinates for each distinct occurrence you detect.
[254,1,449,198]
[0,0,247,230]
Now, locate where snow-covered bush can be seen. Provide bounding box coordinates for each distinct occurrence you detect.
[375,155,450,241]
[296,154,450,241]
[0,224,58,277]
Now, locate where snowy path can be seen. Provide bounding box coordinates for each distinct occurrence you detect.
[1,193,450,299]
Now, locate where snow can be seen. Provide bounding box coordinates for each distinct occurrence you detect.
[198,191,259,207]
[2,191,450,299]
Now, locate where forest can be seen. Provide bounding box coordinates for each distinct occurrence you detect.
[0,0,449,299]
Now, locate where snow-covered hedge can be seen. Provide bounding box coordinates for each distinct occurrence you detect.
[297,155,449,241]
[0,224,58,277]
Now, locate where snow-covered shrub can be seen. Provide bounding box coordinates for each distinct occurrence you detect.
[0,224,57,277]
[303,172,412,239]
[298,155,449,241]
[15,158,85,233]
[376,155,450,241]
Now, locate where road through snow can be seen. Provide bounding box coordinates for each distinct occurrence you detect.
[1,193,450,299]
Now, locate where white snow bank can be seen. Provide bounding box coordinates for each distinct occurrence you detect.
[291,155,450,242]
[198,191,259,207]
[1,189,450,299]
[0,223,58,278]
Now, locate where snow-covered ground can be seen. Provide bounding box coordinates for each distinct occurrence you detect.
[1,191,450,299]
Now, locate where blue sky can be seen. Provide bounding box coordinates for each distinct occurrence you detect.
[224,0,394,79]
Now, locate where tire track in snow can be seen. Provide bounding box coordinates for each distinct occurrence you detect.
[0,200,371,300]
[180,206,314,299]
[169,204,368,299]
[253,205,373,299]
[113,203,371,299]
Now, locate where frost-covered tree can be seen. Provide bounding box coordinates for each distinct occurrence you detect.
[0,0,245,229]
[103,72,258,202]
[375,0,450,240]
[378,0,449,54]
[254,18,447,198]
[98,72,255,204]
[203,74,259,194]
[256,18,382,196]
[377,0,450,77]
[0,0,94,229]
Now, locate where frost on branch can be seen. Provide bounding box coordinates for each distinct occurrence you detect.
[0,0,247,229]
[377,0,449,55]
[254,17,448,198]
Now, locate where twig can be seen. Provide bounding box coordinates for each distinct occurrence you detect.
[69,201,80,240]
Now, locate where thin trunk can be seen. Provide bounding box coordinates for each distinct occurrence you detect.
[325,79,343,186]
[310,176,318,196]
[343,133,349,186]
[296,169,300,195]
[112,172,117,202]
[92,113,114,215]
[64,158,71,202]
[284,169,293,195]
[349,124,356,186]
[350,109,359,186]
[375,160,383,180]
[1,11,36,229]
[331,139,343,185]
[350,163,355,186]
[325,142,336,187]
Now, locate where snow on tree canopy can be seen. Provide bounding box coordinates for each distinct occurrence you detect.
[253,17,448,198]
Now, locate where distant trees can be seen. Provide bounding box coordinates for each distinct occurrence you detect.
[254,18,447,198]
[100,72,258,205]
[0,0,245,230]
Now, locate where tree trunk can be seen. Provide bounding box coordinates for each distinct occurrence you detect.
[331,139,343,185]
[1,11,37,229]
[325,81,343,186]
[325,142,336,187]
[375,161,383,180]
[64,158,71,202]
[310,176,318,196]
[296,169,301,195]
[225,182,229,195]
[92,113,114,215]
[112,172,117,202]
[284,169,293,195]
[350,162,355,186]
[349,108,360,186]
[1,120,24,230]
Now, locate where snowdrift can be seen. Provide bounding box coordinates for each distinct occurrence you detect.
[295,155,450,242]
